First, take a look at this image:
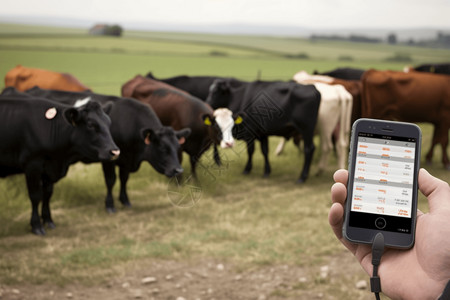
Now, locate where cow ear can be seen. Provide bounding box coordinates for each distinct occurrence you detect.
[141,128,157,145]
[102,102,114,115]
[176,128,191,145]
[64,108,79,126]
[19,68,32,79]
[202,114,213,126]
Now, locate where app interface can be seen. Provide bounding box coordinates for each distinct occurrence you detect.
[351,133,416,221]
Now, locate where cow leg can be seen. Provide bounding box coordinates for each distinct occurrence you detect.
[317,132,332,176]
[102,162,117,213]
[274,137,286,156]
[174,149,184,184]
[190,155,199,179]
[425,143,437,165]
[213,144,222,166]
[24,166,45,235]
[243,139,255,174]
[119,167,131,207]
[297,132,316,184]
[437,124,450,170]
[41,177,55,229]
[260,136,271,177]
[425,125,439,165]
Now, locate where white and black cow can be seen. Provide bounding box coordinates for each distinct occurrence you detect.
[22,87,191,213]
[206,79,321,183]
[0,94,119,235]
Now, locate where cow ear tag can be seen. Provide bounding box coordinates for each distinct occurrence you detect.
[204,117,212,126]
[235,116,243,124]
[45,107,57,120]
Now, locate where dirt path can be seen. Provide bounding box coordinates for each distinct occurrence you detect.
[0,251,374,300]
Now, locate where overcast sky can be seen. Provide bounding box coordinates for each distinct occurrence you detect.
[2,0,450,29]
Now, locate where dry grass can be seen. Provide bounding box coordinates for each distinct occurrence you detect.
[0,123,447,293]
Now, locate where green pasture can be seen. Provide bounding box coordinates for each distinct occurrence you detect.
[0,23,449,299]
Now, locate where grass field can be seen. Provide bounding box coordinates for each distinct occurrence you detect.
[0,23,449,299]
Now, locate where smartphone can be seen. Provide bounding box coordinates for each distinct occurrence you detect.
[343,118,421,249]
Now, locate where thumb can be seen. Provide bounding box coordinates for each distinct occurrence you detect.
[418,168,450,213]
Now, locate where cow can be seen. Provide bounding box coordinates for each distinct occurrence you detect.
[122,75,238,179]
[293,71,362,124]
[19,87,191,213]
[276,80,353,174]
[146,72,224,101]
[313,67,365,80]
[206,78,321,183]
[4,65,91,92]
[404,63,450,75]
[0,95,119,235]
[361,69,450,169]
[274,71,361,159]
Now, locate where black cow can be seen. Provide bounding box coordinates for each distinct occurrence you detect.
[206,79,321,183]
[23,87,191,212]
[0,95,119,235]
[412,63,450,75]
[146,72,231,101]
[313,67,365,80]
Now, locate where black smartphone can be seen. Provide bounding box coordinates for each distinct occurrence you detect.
[343,118,421,249]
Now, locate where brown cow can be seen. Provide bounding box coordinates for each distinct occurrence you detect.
[122,75,237,178]
[361,69,450,169]
[4,65,91,92]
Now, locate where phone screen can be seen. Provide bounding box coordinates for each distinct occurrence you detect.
[348,132,417,234]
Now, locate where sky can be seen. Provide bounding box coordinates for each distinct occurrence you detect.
[1,0,450,29]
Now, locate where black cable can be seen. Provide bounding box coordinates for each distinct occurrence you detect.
[371,232,385,300]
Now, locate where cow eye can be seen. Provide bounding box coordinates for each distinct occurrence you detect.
[87,121,99,132]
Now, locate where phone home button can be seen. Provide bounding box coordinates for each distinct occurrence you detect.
[375,217,387,229]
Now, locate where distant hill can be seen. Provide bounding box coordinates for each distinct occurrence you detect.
[0,14,449,42]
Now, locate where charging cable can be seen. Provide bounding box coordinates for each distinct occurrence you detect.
[371,232,385,300]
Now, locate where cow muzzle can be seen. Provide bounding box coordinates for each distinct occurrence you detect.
[167,167,184,177]
[220,140,235,149]
[110,149,120,160]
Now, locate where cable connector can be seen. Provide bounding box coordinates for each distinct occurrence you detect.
[371,232,385,299]
[372,232,385,266]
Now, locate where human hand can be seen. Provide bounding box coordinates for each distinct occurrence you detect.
[329,168,450,300]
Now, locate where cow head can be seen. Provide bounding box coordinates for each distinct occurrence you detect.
[141,126,191,177]
[206,79,232,109]
[64,101,120,161]
[202,108,241,148]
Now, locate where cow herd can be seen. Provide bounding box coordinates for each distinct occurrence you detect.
[1,63,449,235]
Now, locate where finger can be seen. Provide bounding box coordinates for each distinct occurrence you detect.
[416,209,424,218]
[333,169,348,186]
[329,202,344,239]
[418,168,450,212]
[328,202,360,255]
[331,182,347,206]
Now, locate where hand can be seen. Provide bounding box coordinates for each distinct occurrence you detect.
[329,168,450,300]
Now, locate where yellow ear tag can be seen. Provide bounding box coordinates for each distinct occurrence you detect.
[234,116,243,124]
[204,117,212,126]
